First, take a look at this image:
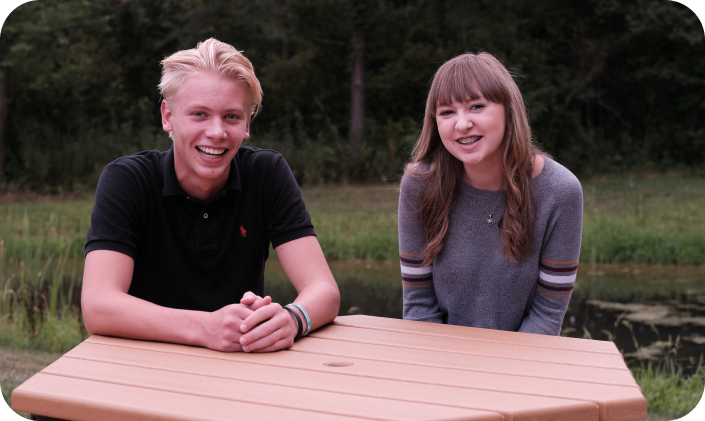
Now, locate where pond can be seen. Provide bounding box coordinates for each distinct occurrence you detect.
[265,260,705,374]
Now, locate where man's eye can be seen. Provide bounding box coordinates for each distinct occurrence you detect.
[194,112,205,117]
[226,114,237,120]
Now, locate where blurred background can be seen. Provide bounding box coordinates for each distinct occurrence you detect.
[1,1,704,419]
[0,0,703,189]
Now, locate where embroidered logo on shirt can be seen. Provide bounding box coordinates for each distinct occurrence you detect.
[240,225,247,237]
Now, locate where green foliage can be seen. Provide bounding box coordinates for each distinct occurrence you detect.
[633,357,705,419]
[0,0,704,189]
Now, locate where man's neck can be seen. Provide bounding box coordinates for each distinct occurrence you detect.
[174,163,230,202]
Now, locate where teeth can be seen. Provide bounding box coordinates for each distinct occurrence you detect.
[197,146,226,157]
[458,136,481,145]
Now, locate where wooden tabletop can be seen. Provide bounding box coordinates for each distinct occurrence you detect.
[12,315,646,421]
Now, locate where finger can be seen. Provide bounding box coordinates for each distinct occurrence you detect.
[240,291,261,305]
[240,303,278,333]
[252,338,294,353]
[240,309,291,349]
[246,295,272,311]
[242,321,292,352]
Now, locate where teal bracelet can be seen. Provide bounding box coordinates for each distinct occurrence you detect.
[286,303,311,336]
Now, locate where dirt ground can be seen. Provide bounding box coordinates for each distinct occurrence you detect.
[1,347,62,419]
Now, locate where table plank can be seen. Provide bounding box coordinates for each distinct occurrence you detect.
[333,316,621,355]
[84,335,646,421]
[65,341,599,421]
[292,335,637,387]
[310,325,626,369]
[13,373,364,421]
[35,357,500,421]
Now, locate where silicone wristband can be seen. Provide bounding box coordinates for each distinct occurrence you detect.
[283,306,303,340]
[286,303,311,336]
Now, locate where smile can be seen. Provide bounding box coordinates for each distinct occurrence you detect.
[457,136,482,146]
[196,146,227,159]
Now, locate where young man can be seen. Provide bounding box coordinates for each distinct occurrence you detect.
[81,38,340,353]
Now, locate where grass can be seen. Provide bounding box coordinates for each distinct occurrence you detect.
[632,356,705,420]
[1,177,704,418]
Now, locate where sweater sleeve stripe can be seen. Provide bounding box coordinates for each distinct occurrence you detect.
[537,280,574,292]
[400,249,423,258]
[402,275,433,282]
[400,265,432,275]
[400,249,433,288]
[400,255,423,264]
[537,289,573,298]
[539,263,578,272]
[541,257,579,265]
[539,271,577,284]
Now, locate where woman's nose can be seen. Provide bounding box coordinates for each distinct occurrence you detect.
[456,112,473,131]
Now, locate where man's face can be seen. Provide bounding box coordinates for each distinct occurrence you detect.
[161,71,251,195]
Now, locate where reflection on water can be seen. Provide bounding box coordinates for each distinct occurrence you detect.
[265,260,705,373]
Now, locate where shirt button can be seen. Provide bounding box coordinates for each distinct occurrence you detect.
[203,213,208,219]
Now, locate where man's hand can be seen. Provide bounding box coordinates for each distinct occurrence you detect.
[240,291,272,311]
[238,302,297,353]
[201,304,255,352]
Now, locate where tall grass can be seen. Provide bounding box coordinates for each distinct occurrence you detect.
[634,357,705,419]
[1,202,89,354]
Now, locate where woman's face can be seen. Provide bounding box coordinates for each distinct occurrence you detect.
[435,96,506,172]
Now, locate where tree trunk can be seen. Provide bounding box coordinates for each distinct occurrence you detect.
[349,28,365,163]
[0,49,8,181]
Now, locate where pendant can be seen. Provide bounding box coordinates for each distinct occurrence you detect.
[487,217,495,225]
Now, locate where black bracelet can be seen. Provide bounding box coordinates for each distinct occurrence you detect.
[284,306,303,340]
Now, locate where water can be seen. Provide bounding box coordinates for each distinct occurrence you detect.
[265,260,705,374]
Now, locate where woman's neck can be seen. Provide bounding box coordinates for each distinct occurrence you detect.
[463,162,503,191]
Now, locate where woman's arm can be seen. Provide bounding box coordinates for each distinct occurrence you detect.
[518,175,583,335]
[399,174,444,323]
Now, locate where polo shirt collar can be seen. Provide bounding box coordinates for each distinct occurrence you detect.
[161,146,242,198]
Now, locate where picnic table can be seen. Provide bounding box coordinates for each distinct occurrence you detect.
[12,315,647,421]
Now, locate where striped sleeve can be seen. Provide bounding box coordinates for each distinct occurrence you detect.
[400,250,433,288]
[519,175,583,336]
[399,173,444,323]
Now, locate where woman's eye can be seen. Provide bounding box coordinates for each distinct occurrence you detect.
[225,114,237,120]
[471,104,485,110]
[439,110,454,116]
[194,112,205,117]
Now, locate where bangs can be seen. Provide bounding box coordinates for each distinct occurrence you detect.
[430,54,510,109]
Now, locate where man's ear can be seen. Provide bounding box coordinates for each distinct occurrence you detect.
[161,100,173,135]
[243,116,251,141]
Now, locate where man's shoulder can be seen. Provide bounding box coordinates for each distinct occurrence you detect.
[235,146,284,166]
[234,146,290,181]
[98,149,167,194]
[107,149,166,173]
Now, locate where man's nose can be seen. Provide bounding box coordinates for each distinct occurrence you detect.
[206,118,227,139]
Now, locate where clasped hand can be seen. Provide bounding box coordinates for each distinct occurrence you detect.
[202,292,297,353]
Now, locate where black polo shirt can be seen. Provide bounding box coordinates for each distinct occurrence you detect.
[85,146,315,312]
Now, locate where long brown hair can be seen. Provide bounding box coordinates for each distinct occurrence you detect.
[406,52,542,265]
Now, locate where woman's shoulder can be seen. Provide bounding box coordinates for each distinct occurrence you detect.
[401,162,431,191]
[535,156,582,200]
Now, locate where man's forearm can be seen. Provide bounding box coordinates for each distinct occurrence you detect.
[83,291,208,346]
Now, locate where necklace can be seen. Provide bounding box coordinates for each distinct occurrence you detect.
[469,181,504,225]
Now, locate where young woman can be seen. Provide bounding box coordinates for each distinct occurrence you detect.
[398,53,583,335]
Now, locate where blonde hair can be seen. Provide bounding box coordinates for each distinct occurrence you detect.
[158,38,263,117]
[407,52,542,264]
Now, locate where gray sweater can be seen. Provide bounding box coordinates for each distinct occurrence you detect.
[398,157,583,335]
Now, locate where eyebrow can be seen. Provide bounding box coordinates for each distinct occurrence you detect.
[189,105,246,113]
